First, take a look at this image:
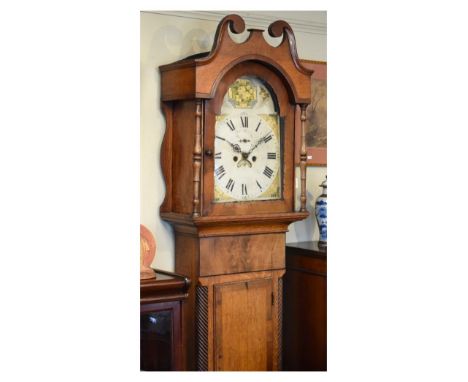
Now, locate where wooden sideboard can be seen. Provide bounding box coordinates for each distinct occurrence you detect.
[140,269,190,371]
[282,241,327,371]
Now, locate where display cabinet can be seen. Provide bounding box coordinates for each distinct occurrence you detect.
[283,241,327,371]
[140,269,190,371]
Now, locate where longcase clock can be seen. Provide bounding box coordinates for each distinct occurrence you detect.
[159,14,312,371]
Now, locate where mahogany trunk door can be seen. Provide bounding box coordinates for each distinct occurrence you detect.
[214,278,273,371]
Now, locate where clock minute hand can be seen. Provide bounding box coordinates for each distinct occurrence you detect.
[247,134,269,155]
[215,135,241,153]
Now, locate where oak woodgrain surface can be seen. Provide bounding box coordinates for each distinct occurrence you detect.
[214,278,273,371]
[200,233,284,276]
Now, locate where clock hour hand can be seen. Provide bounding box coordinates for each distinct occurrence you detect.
[216,135,241,153]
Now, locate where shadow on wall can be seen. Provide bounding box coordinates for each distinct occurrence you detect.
[147,25,215,63]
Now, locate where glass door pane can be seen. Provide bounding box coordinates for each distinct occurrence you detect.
[140,310,172,371]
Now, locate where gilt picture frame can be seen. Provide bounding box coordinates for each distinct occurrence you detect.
[295,60,327,166]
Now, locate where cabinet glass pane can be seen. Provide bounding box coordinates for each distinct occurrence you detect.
[140,310,172,371]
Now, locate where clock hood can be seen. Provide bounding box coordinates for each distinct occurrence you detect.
[159,14,313,105]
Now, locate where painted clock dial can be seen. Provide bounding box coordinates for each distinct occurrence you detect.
[214,76,282,202]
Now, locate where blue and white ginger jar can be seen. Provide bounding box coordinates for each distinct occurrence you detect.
[315,176,327,246]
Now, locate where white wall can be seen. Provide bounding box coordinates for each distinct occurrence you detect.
[141,11,327,271]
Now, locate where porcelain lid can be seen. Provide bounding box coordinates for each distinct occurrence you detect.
[320,175,327,188]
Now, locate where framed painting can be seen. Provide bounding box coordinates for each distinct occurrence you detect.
[295,60,327,166]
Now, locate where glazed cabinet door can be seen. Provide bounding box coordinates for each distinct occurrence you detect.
[213,278,274,371]
[140,301,183,371]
